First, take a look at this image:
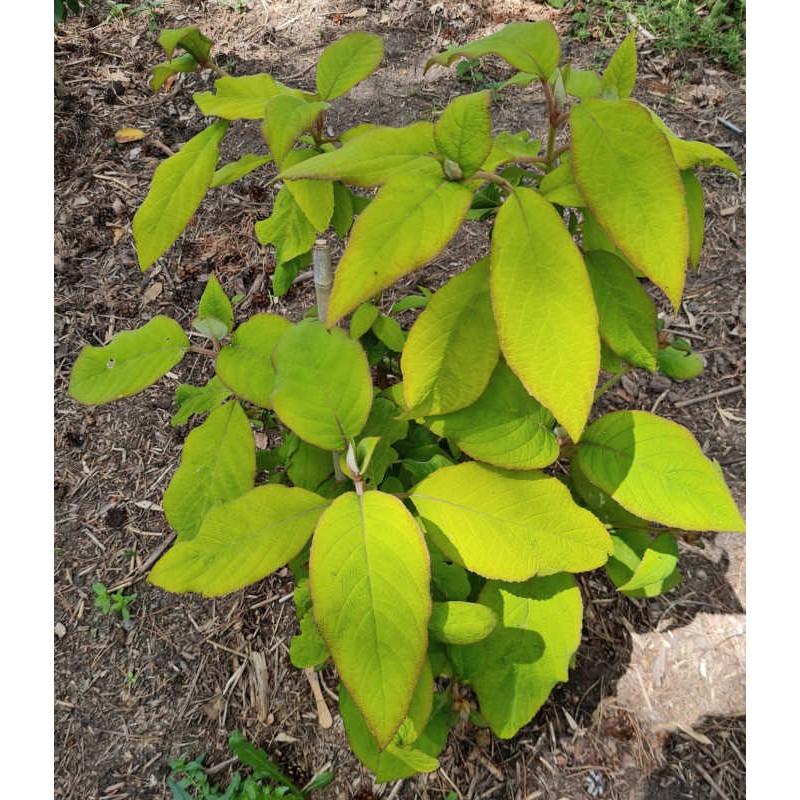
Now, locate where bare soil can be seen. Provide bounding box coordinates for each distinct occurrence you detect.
[54,2,746,798]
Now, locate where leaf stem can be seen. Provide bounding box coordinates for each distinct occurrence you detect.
[189,344,218,358]
[593,365,632,402]
[473,170,516,195]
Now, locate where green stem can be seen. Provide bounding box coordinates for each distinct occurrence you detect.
[473,170,516,195]
[593,365,632,402]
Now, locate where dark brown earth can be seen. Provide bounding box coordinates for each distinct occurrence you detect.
[54,2,745,798]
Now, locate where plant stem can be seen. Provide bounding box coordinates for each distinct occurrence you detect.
[593,365,632,401]
[312,239,345,483]
[473,170,516,195]
[189,344,218,357]
[313,239,333,327]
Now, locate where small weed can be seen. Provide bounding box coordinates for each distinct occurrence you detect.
[92,582,138,621]
[454,58,505,100]
[565,1,745,74]
[106,0,164,39]
[167,732,333,799]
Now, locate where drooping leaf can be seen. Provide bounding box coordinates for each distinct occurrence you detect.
[290,609,330,668]
[254,185,318,265]
[584,250,658,371]
[327,173,473,325]
[279,123,439,187]
[270,320,372,451]
[657,340,705,380]
[424,360,559,470]
[215,314,292,407]
[158,27,212,63]
[600,32,637,99]
[429,601,497,645]
[411,462,612,581]
[316,31,384,100]
[193,74,303,120]
[151,484,327,595]
[284,177,334,234]
[402,259,499,417]
[682,169,705,269]
[571,98,689,308]
[272,251,312,297]
[669,138,741,176]
[564,66,602,99]
[133,120,229,270]
[162,400,255,541]
[69,316,189,405]
[426,21,560,79]
[434,91,492,178]
[171,375,232,426]
[339,675,442,783]
[371,314,406,352]
[451,574,582,738]
[210,153,272,188]
[606,529,682,597]
[350,302,381,340]
[331,181,355,237]
[310,491,431,747]
[575,411,746,531]
[150,53,200,93]
[262,95,329,167]
[490,186,599,442]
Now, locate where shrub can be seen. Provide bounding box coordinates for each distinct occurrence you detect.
[68,24,744,781]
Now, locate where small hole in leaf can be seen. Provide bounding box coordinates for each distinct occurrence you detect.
[106,359,115,369]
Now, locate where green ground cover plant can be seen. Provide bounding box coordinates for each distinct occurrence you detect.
[92,581,138,621]
[168,731,333,799]
[69,23,745,781]
[568,0,745,74]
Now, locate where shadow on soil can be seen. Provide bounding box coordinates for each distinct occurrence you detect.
[534,535,743,736]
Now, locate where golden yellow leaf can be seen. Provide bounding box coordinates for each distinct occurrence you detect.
[115,127,148,144]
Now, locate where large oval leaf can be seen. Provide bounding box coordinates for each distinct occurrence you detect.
[426,21,560,78]
[133,120,229,270]
[162,400,255,541]
[402,259,499,416]
[571,98,689,308]
[262,95,329,167]
[150,484,328,596]
[316,31,384,100]
[69,316,189,405]
[327,173,473,325]
[433,92,492,178]
[450,574,582,738]
[310,491,431,748]
[216,314,292,408]
[424,360,559,470]
[270,320,372,451]
[575,411,746,531]
[279,123,439,187]
[491,186,599,442]
[193,74,302,120]
[411,462,612,581]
